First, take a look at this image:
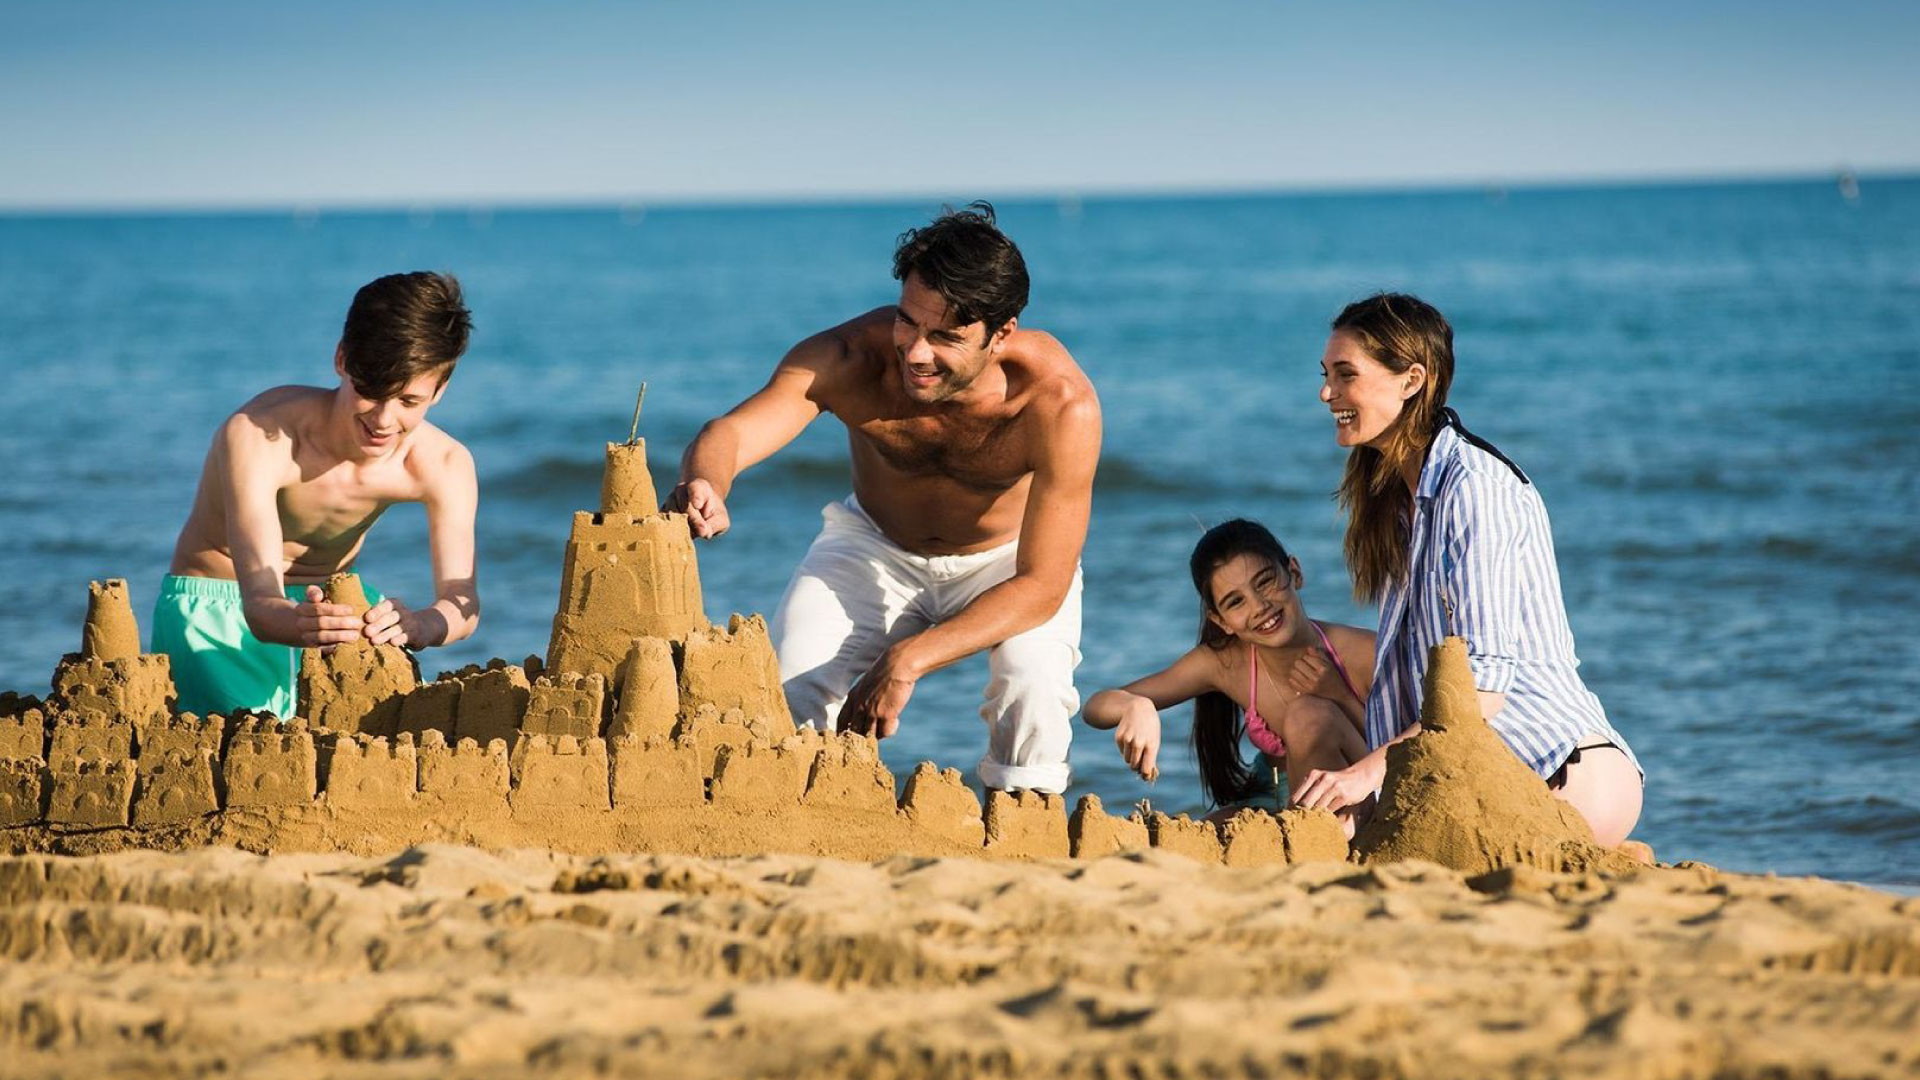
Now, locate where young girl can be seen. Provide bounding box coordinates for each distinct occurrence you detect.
[1083,520,1375,827]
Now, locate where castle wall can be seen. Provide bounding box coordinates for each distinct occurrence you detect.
[547,512,705,682]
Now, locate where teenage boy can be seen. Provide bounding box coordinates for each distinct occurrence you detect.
[153,271,482,719]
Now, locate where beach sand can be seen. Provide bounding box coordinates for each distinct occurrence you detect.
[1,844,1916,1079]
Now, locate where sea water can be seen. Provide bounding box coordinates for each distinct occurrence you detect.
[2,179,1916,885]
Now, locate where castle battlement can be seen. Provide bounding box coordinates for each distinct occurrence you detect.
[0,435,1368,875]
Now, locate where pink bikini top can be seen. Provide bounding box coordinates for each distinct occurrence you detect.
[1245,621,1363,759]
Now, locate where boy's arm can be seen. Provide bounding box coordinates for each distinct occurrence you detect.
[367,439,480,649]
[219,414,361,647]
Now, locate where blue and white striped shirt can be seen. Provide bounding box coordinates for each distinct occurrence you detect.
[1364,412,1637,779]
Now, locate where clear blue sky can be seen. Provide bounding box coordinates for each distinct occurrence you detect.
[4,0,1916,209]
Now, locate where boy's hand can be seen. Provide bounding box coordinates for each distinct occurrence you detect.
[295,585,366,648]
[1114,696,1161,782]
[363,598,411,648]
[1287,648,1341,700]
[665,479,730,539]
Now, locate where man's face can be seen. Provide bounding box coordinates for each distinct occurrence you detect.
[334,351,447,457]
[891,273,1007,403]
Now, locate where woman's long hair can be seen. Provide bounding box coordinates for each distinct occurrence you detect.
[1188,519,1292,808]
[1332,294,1455,603]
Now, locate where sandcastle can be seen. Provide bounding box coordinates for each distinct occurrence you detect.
[0,419,1642,875]
[0,438,1352,869]
[1353,636,1625,874]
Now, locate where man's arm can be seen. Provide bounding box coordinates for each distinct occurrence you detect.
[218,413,361,648]
[366,439,480,649]
[841,384,1101,737]
[665,333,840,537]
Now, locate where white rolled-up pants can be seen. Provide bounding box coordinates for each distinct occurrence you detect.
[771,496,1081,793]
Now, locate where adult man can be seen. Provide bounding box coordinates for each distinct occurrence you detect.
[153,271,482,719]
[667,205,1100,793]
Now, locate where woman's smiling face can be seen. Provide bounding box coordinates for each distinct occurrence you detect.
[1318,329,1424,450]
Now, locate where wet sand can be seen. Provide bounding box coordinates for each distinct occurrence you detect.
[2,844,1916,1079]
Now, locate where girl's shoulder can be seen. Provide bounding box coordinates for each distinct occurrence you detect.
[1314,620,1377,660]
[1182,639,1250,702]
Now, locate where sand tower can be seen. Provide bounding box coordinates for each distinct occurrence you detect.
[545,424,706,684]
[49,579,175,729]
[1351,637,1599,874]
[299,572,419,733]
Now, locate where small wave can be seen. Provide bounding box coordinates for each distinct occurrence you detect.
[1607,533,1920,579]
[1581,464,1773,497]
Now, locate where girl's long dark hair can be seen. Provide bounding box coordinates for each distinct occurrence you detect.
[1188,519,1292,808]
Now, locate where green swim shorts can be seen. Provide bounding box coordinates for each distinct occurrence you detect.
[149,574,384,720]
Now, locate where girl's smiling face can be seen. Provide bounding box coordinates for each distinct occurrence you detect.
[1318,329,1426,450]
[1206,553,1306,647]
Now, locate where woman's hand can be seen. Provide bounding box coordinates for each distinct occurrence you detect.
[1113,695,1162,781]
[1291,755,1384,814]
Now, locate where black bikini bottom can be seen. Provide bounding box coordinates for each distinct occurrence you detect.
[1546,740,1621,790]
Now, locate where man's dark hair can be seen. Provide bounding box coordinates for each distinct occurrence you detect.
[339,271,472,399]
[892,202,1029,341]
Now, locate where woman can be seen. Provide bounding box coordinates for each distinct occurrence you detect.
[1293,293,1643,846]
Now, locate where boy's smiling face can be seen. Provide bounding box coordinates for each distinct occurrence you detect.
[333,350,447,457]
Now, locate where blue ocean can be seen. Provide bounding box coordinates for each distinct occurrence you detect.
[2,179,1916,886]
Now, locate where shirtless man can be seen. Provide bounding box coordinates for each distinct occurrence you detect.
[152,271,482,719]
[667,205,1100,793]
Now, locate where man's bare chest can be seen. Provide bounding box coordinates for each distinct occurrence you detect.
[854,414,1029,490]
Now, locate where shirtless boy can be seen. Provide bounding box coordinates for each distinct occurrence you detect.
[153,271,482,719]
[667,204,1101,793]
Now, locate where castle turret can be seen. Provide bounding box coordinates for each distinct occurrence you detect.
[545,434,706,684]
[298,572,418,733]
[81,579,142,663]
[50,578,174,730]
[601,440,658,516]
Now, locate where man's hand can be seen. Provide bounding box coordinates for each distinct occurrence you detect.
[1287,647,1343,700]
[841,655,918,739]
[1291,756,1384,814]
[665,479,731,539]
[1114,695,1161,781]
[294,585,367,648]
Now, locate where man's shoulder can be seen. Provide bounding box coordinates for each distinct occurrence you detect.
[1007,330,1099,428]
[784,309,889,386]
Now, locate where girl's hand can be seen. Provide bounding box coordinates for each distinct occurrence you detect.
[1114,696,1162,782]
[1287,647,1341,699]
[1291,756,1382,813]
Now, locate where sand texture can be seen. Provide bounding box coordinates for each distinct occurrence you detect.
[0,845,1915,1079]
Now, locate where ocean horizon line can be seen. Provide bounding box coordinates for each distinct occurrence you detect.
[2,167,1912,221]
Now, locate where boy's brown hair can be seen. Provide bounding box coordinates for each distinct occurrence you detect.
[339,271,472,399]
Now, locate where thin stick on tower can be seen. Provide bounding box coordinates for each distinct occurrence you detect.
[627,383,648,445]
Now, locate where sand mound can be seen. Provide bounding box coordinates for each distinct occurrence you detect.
[1353,638,1627,874]
[0,844,1913,1078]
